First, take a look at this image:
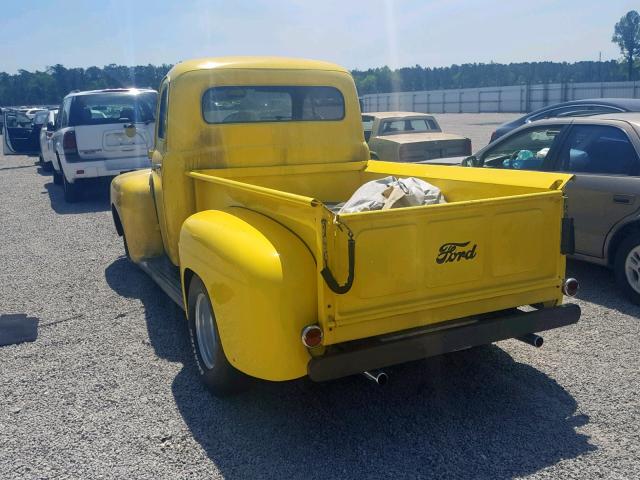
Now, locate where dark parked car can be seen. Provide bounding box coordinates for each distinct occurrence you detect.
[422,113,640,304]
[490,98,640,142]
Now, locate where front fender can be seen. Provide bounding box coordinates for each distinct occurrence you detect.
[179,208,317,381]
[110,169,164,262]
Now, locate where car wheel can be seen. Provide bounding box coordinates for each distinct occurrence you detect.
[52,168,62,185]
[62,171,81,203]
[614,234,640,304]
[187,275,247,396]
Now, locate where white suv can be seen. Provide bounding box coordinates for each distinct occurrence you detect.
[51,88,157,202]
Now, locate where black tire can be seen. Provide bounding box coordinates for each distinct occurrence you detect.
[187,275,247,396]
[614,234,640,305]
[52,168,62,185]
[62,171,81,203]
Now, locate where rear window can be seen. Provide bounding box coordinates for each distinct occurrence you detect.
[202,86,345,124]
[68,91,157,126]
[380,118,438,134]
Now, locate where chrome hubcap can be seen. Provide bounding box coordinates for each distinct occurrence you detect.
[625,246,640,294]
[195,292,216,370]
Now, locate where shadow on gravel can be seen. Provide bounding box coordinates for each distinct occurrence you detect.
[566,259,640,317]
[105,257,595,479]
[43,180,110,214]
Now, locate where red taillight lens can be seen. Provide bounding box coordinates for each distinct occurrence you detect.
[63,130,77,153]
[301,325,323,348]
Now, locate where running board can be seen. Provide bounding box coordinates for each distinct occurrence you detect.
[138,256,185,310]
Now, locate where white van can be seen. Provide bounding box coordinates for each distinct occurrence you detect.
[51,88,157,202]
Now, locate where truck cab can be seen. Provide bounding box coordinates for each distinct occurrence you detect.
[111,57,580,396]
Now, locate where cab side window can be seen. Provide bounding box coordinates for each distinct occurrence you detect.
[157,86,168,140]
[559,125,639,176]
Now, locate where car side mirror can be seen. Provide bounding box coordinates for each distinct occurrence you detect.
[46,122,55,132]
[462,155,479,167]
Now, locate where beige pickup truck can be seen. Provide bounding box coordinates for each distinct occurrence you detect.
[362,111,471,162]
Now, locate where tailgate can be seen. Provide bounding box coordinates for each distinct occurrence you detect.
[320,188,568,344]
[75,122,154,160]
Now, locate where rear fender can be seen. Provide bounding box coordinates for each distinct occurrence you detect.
[110,169,164,262]
[179,208,317,381]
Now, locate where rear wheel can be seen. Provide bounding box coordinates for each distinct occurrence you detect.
[614,234,640,304]
[52,168,62,185]
[187,275,247,396]
[62,171,81,203]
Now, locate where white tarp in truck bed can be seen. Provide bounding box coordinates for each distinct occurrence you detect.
[330,176,446,214]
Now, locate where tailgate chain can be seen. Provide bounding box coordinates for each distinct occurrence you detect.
[320,218,355,295]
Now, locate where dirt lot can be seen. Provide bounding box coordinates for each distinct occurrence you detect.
[1,115,638,479]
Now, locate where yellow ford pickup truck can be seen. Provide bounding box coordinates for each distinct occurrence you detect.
[110,57,580,395]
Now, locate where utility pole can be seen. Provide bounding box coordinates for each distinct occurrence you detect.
[599,51,602,82]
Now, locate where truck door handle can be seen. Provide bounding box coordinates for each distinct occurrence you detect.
[613,194,634,205]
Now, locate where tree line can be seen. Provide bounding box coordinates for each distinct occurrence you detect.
[352,60,634,95]
[0,64,172,107]
[0,60,637,107]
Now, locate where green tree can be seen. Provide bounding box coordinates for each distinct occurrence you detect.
[612,10,640,80]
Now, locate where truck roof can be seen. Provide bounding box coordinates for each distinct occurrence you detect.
[168,56,349,78]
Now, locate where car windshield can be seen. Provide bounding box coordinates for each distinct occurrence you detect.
[68,91,157,126]
[379,118,438,134]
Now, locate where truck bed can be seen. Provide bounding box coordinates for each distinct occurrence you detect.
[187,160,572,345]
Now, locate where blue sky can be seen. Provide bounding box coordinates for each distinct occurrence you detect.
[0,0,637,73]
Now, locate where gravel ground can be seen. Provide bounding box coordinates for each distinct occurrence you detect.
[0,115,638,479]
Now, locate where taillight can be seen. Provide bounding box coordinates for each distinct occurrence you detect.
[562,278,579,297]
[301,325,323,348]
[62,131,80,161]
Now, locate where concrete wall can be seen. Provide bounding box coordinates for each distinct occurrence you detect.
[361,81,640,114]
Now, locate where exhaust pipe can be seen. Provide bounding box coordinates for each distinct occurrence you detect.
[363,370,388,386]
[518,333,544,348]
